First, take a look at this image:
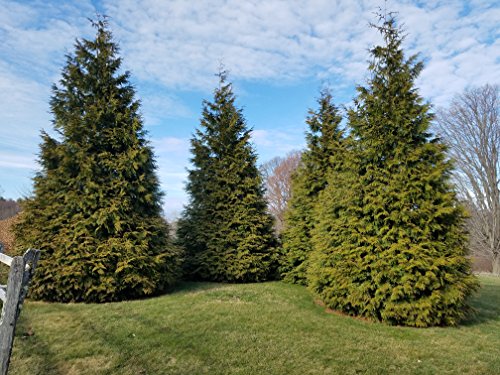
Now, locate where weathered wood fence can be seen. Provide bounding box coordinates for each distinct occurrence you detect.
[0,244,40,375]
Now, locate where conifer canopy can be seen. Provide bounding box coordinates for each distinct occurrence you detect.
[280,90,344,284]
[177,72,277,282]
[308,14,478,327]
[15,18,180,303]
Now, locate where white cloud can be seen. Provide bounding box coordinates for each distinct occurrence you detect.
[251,130,275,148]
[104,0,381,90]
[150,136,191,215]
[3,0,497,129]
[162,195,185,220]
[251,128,305,162]
[0,62,49,148]
[395,1,499,106]
[0,0,96,168]
[152,136,190,153]
[139,91,193,126]
[0,151,38,169]
[0,0,95,79]
[103,0,498,105]
[0,0,498,203]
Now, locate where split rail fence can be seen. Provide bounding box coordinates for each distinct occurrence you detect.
[0,245,40,375]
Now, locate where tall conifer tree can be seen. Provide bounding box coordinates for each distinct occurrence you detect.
[280,91,343,284]
[177,72,276,282]
[15,18,180,302]
[309,14,477,326]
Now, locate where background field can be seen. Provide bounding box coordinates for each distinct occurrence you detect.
[9,275,500,375]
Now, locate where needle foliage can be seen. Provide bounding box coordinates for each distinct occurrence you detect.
[280,91,344,284]
[308,14,478,326]
[177,72,277,282]
[15,18,180,302]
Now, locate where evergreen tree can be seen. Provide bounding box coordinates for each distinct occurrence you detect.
[309,14,478,327]
[280,90,343,284]
[176,133,213,277]
[15,18,180,302]
[177,72,277,282]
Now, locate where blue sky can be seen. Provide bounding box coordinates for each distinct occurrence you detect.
[0,0,498,218]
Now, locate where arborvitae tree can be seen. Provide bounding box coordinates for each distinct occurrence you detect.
[308,14,478,327]
[308,101,367,312]
[176,134,213,277]
[177,72,277,282]
[280,90,343,284]
[14,18,180,303]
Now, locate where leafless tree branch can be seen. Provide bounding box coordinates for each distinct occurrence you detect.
[261,151,302,234]
[436,84,500,273]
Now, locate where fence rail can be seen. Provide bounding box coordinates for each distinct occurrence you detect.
[0,244,40,375]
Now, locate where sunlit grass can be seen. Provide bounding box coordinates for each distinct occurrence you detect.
[10,276,500,374]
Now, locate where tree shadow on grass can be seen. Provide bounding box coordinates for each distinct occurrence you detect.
[461,277,500,326]
[12,313,64,375]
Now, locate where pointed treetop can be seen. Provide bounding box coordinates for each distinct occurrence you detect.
[216,63,229,84]
[88,14,110,29]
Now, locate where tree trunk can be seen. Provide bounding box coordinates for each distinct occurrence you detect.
[492,255,500,275]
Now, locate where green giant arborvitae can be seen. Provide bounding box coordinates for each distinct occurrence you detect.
[15,19,180,302]
[177,72,277,282]
[309,15,477,326]
[280,91,343,284]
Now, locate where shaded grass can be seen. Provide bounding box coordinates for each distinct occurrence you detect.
[10,276,500,374]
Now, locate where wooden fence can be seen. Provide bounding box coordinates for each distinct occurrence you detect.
[0,244,40,375]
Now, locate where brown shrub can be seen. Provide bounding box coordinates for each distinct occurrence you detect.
[0,215,18,254]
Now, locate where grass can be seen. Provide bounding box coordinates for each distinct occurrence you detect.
[9,275,500,374]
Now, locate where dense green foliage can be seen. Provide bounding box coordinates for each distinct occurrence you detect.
[14,19,180,302]
[177,72,277,282]
[308,15,478,326]
[280,91,344,284]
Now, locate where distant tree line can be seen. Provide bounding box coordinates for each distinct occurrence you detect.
[13,12,482,327]
[0,197,20,220]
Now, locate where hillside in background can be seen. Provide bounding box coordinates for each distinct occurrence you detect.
[0,199,20,221]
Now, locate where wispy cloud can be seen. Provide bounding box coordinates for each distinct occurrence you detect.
[0,151,38,169]
[0,0,95,157]
[150,136,191,216]
[2,0,497,133]
[139,89,193,126]
[0,0,96,85]
[0,62,50,145]
[152,136,190,153]
[251,128,305,162]
[0,0,498,207]
[104,0,380,91]
[104,0,498,103]
[397,0,499,106]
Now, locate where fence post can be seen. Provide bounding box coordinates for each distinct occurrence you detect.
[0,257,24,375]
[0,248,40,375]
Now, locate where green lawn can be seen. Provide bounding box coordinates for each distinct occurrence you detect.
[10,276,500,374]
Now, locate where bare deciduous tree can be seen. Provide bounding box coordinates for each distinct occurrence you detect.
[261,151,302,234]
[0,189,20,221]
[436,84,500,274]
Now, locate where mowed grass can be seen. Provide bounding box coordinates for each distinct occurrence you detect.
[10,276,500,375]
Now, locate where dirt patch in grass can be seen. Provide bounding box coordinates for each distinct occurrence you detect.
[314,299,375,323]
